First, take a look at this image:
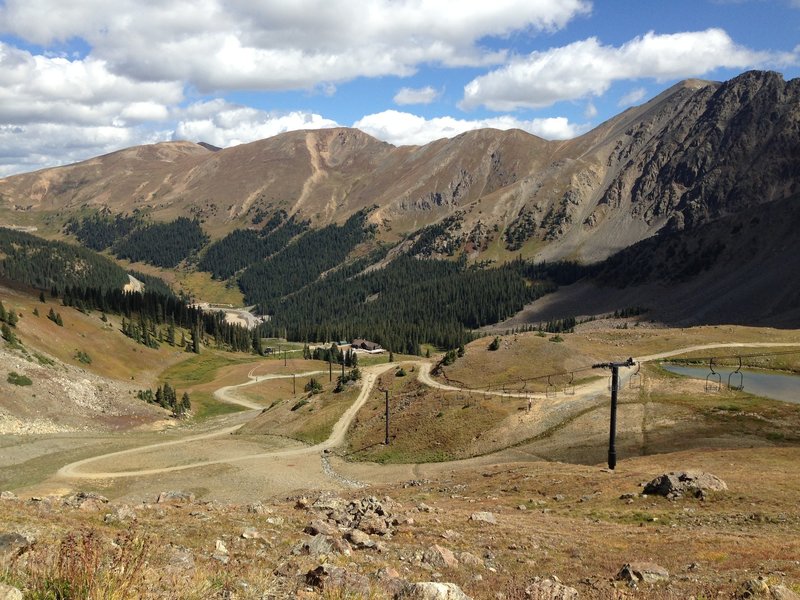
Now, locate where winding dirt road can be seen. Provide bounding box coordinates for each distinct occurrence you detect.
[55,342,800,483]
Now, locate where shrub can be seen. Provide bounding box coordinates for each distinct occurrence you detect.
[7,371,33,386]
[488,336,500,351]
[75,350,92,365]
[304,377,323,394]
[291,399,309,411]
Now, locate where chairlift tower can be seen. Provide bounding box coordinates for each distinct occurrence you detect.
[592,357,635,470]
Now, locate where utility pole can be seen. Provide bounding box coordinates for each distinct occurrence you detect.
[379,387,390,445]
[284,349,287,367]
[329,359,332,382]
[592,357,635,470]
[293,373,296,395]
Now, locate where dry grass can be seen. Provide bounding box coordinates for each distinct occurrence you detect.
[345,367,517,463]
[239,375,361,444]
[2,284,185,385]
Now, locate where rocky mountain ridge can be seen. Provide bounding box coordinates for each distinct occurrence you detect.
[1,70,798,265]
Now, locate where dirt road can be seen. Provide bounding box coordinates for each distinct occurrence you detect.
[53,342,800,488]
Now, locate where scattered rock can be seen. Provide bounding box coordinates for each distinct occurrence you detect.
[524,578,579,599]
[346,529,377,549]
[770,584,800,600]
[738,576,770,598]
[376,566,409,597]
[63,491,109,511]
[157,491,195,504]
[293,534,351,557]
[643,471,727,499]
[166,546,195,571]
[304,519,338,536]
[458,551,483,568]
[306,563,371,597]
[469,511,497,524]
[103,504,137,524]
[617,562,670,584]
[241,527,262,540]
[397,581,472,599]
[0,533,33,566]
[0,583,23,600]
[247,501,271,514]
[423,544,459,569]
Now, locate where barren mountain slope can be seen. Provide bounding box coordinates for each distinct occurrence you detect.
[1,71,798,263]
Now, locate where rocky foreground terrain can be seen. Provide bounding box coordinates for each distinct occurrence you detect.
[2,450,799,599]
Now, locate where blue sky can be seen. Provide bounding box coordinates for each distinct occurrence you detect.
[0,0,798,176]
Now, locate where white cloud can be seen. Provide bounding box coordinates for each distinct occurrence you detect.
[0,43,182,126]
[173,101,339,147]
[461,28,795,110]
[0,0,591,91]
[353,109,586,146]
[0,123,164,177]
[394,86,442,105]
[584,102,598,118]
[618,87,647,107]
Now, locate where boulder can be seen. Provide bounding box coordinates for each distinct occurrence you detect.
[293,534,351,557]
[397,582,472,599]
[525,578,579,599]
[304,519,339,536]
[166,546,195,571]
[306,564,371,597]
[103,504,137,524]
[423,544,459,569]
[63,491,109,511]
[617,562,670,584]
[0,583,23,600]
[770,585,800,600]
[643,471,727,499]
[346,529,377,549]
[458,551,483,568]
[157,490,195,504]
[0,533,33,566]
[469,511,497,524]
[0,492,18,501]
[738,576,770,598]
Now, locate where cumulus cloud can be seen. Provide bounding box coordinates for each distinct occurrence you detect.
[0,0,591,92]
[618,87,647,107]
[394,86,442,105]
[173,101,339,147]
[461,28,795,110]
[353,109,586,146]
[0,123,166,177]
[0,43,182,126]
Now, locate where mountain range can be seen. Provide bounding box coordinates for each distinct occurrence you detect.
[1,70,799,327]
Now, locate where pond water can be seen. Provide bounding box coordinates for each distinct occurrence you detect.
[661,365,800,404]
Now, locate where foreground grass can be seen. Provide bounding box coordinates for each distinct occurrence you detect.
[3,444,800,599]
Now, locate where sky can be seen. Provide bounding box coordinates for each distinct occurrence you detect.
[0,0,798,177]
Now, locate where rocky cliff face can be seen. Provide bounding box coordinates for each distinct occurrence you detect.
[1,71,798,263]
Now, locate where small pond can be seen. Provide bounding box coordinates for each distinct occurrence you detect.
[661,364,800,404]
